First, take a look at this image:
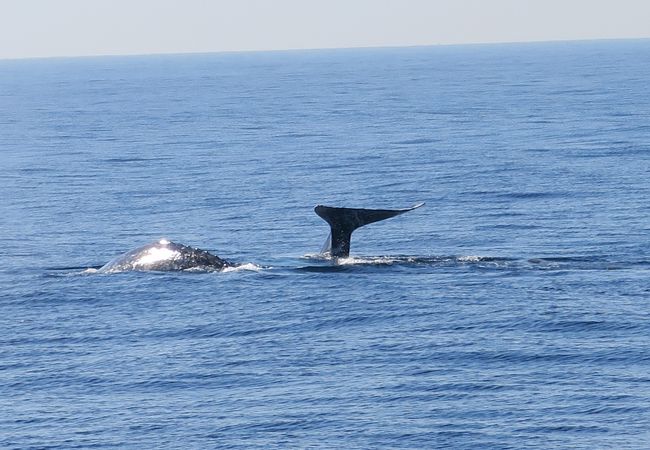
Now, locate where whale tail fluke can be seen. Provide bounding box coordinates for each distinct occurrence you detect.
[314,202,425,258]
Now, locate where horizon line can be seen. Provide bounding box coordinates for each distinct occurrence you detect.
[2,36,649,63]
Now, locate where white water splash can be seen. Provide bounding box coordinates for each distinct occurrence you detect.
[336,256,406,266]
[457,255,483,262]
[222,263,264,273]
[302,253,328,260]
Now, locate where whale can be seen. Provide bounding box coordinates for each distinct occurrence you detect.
[97,203,424,272]
[98,239,232,273]
[314,202,425,258]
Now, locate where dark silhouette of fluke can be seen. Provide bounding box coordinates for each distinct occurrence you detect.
[314,202,425,258]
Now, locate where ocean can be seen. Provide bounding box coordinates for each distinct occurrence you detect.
[1,39,649,448]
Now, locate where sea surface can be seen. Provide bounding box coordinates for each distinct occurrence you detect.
[1,40,650,449]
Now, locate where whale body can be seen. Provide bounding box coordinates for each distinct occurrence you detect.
[98,239,231,273]
[96,203,424,273]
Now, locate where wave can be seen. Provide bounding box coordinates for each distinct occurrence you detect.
[45,262,265,276]
[297,254,650,272]
[296,254,517,272]
[46,254,650,277]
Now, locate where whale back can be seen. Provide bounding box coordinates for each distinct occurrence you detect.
[99,239,230,273]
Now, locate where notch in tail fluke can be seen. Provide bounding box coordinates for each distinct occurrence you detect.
[314,202,425,258]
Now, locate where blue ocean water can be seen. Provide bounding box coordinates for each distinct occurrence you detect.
[1,39,650,448]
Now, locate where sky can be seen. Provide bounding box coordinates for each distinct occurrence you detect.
[1,0,650,59]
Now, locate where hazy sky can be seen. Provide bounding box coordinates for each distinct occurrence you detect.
[2,0,650,59]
